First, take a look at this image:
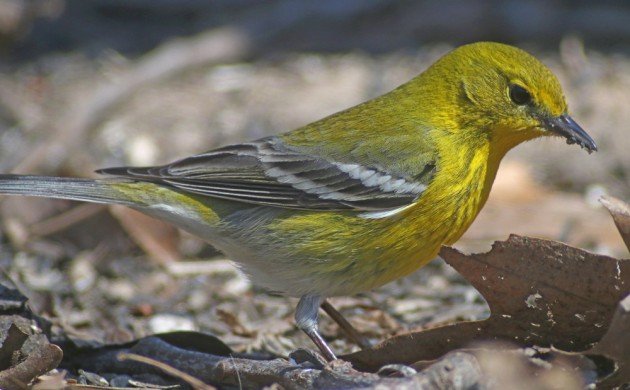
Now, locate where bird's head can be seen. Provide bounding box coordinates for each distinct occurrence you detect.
[420,42,597,154]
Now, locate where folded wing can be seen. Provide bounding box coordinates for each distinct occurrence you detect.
[97,137,435,212]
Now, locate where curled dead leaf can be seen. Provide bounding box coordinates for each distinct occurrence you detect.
[600,195,630,253]
[586,294,630,387]
[344,235,629,371]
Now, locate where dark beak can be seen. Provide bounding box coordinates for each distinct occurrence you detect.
[542,114,597,153]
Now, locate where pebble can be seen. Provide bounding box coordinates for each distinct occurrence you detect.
[148,313,197,333]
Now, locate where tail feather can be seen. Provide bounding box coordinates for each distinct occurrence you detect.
[0,174,136,206]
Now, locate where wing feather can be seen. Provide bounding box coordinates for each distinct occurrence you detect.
[96,137,436,212]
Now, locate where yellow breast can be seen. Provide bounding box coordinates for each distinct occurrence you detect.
[263,137,500,296]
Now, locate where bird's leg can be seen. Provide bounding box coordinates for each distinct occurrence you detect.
[295,294,337,361]
[321,299,372,350]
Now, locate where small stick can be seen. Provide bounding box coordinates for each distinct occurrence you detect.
[118,352,215,390]
[321,300,372,350]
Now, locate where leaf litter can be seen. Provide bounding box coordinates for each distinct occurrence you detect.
[0,37,629,387]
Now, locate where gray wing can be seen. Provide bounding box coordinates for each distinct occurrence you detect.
[96,137,435,211]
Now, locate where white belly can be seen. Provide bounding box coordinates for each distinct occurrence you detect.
[137,203,331,297]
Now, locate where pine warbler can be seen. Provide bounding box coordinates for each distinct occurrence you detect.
[0,42,596,360]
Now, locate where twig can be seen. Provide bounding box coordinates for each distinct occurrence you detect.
[29,203,106,236]
[321,300,372,349]
[69,336,482,389]
[118,352,215,390]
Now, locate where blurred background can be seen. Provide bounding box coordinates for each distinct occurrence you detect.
[0,0,628,357]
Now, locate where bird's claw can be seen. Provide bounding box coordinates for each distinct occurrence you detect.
[289,348,328,368]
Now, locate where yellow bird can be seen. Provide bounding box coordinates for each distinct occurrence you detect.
[0,42,596,360]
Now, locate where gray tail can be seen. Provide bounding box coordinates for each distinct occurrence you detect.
[0,174,135,206]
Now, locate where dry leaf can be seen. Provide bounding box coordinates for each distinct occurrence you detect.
[344,235,629,371]
[600,195,630,253]
[0,324,63,388]
[586,294,630,387]
[471,344,585,390]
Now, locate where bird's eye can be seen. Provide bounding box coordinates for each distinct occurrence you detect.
[509,84,532,105]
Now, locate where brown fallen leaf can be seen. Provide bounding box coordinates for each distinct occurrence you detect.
[0,323,63,389]
[586,294,630,388]
[344,235,629,371]
[600,195,630,253]
[471,343,586,390]
[519,294,630,387]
